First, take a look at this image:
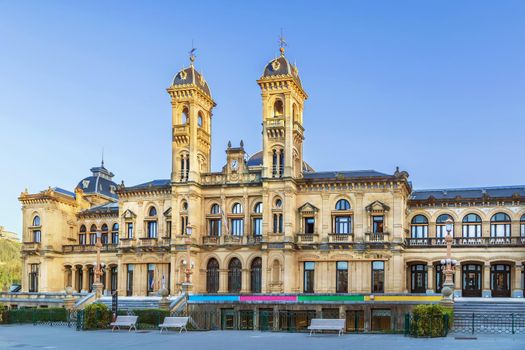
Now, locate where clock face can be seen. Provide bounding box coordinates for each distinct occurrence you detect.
[231,159,239,171]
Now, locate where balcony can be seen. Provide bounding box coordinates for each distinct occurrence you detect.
[328,233,353,243]
[404,237,525,248]
[365,232,389,242]
[62,244,118,253]
[118,239,135,249]
[22,242,41,253]
[265,117,285,139]
[138,238,158,247]
[202,236,220,246]
[223,235,245,245]
[247,235,263,245]
[295,234,319,244]
[173,125,189,144]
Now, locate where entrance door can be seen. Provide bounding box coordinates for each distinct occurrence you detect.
[410,264,427,293]
[462,264,482,297]
[221,309,236,330]
[491,264,511,297]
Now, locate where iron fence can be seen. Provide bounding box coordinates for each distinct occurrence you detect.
[453,313,525,334]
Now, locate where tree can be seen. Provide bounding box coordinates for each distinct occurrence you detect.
[0,239,22,289]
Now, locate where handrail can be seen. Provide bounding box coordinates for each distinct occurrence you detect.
[74,292,96,310]
[169,293,186,313]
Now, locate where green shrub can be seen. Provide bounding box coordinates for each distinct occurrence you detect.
[84,303,112,329]
[5,307,68,324]
[116,309,169,329]
[0,303,5,323]
[410,304,450,337]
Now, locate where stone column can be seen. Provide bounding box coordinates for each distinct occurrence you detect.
[241,268,249,293]
[71,267,78,292]
[454,264,462,297]
[105,269,111,295]
[513,263,524,298]
[426,263,434,294]
[482,263,491,298]
[82,267,89,292]
[219,269,228,293]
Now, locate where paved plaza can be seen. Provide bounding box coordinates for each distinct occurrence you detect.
[0,325,524,350]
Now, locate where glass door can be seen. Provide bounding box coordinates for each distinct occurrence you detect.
[491,264,511,297]
[462,264,482,297]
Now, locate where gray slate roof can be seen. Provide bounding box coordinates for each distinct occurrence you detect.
[411,185,525,200]
[81,202,119,214]
[53,187,75,198]
[262,56,302,86]
[125,179,171,190]
[303,170,391,180]
[172,66,211,97]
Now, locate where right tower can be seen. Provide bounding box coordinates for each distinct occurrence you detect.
[257,44,308,179]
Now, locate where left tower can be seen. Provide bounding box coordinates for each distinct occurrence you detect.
[167,52,216,183]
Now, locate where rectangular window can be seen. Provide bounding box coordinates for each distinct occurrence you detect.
[411,226,428,238]
[372,216,384,233]
[231,219,244,236]
[33,230,41,243]
[110,266,118,292]
[208,219,222,236]
[372,261,385,293]
[273,214,283,233]
[304,262,315,293]
[29,264,39,292]
[166,221,172,238]
[334,216,351,234]
[126,264,134,296]
[79,233,86,245]
[462,224,481,238]
[491,224,510,237]
[127,223,133,239]
[252,218,262,236]
[111,232,119,244]
[336,261,348,293]
[521,223,525,237]
[371,309,392,331]
[147,264,155,292]
[180,215,188,235]
[304,217,315,234]
[101,233,108,245]
[147,221,158,238]
[89,233,96,245]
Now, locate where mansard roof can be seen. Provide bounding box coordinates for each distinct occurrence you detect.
[303,170,391,180]
[124,179,171,190]
[410,185,525,201]
[78,202,118,217]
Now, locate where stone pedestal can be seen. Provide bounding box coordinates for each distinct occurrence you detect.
[440,282,454,306]
[158,288,170,310]
[63,286,76,310]
[93,282,103,299]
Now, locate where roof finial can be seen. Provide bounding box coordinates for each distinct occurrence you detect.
[189,40,196,66]
[278,28,287,57]
[101,147,105,168]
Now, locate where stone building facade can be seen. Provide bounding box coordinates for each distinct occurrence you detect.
[19,47,525,302]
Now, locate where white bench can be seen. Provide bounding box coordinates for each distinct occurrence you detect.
[110,315,138,332]
[308,318,346,336]
[158,316,189,333]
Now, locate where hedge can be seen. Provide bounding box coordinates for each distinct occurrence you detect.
[409,304,451,337]
[84,303,112,329]
[3,307,68,324]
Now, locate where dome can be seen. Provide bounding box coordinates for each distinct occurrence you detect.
[262,55,302,86]
[247,151,314,173]
[76,164,118,199]
[172,66,211,97]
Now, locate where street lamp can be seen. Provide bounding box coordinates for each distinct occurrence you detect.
[92,231,104,298]
[441,218,457,305]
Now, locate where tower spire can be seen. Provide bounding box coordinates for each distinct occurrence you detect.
[101,147,104,168]
[278,28,287,56]
[189,40,196,66]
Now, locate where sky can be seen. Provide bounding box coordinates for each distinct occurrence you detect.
[0,0,524,234]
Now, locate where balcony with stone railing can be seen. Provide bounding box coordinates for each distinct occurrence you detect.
[328,233,354,243]
[404,236,525,248]
[62,244,118,253]
[364,232,390,242]
[173,125,189,144]
[118,238,135,249]
[295,233,320,244]
[22,242,41,253]
[265,117,286,139]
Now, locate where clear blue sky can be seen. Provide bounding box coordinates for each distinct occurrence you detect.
[1,1,524,234]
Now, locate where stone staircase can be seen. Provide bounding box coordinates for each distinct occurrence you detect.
[453,298,525,334]
[97,296,163,310]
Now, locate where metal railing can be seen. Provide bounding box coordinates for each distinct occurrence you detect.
[62,244,118,253]
[405,237,525,248]
[454,313,525,334]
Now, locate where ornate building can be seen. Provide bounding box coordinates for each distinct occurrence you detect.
[19,46,525,305]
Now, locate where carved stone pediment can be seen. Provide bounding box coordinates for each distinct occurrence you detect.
[298,202,319,214]
[365,200,390,213]
[163,207,172,218]
[122,209,136,219]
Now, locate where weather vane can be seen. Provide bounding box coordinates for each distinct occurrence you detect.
[278,28,287,56]
[189,40,196,65]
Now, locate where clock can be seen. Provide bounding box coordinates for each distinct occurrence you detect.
[231,159,239,171]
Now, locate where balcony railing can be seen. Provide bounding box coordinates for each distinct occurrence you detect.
[365,232,389,242]
[62,244,118,253]
[295,234,319,244]
[22,242,41,252]
[405,237,525,247]
[202,236,220,245]
[138,237,158,247]
[328,233,353,243]
[118,239,135,248]
[223,235,245,245]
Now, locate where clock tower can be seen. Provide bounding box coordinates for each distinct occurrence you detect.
[224,140,247,178]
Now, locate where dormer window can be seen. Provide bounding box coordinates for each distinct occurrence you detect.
[82,180,90,189]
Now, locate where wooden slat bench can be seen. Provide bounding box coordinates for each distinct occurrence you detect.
[158,316,189,333]
[110,315,138,332]
[308,318,346,336]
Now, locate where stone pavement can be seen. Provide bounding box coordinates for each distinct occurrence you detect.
[0,325,524,350]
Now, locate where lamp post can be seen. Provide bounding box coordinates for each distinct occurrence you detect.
[183,224,193,286]
[441,218,457,305]
[92,231,104,298]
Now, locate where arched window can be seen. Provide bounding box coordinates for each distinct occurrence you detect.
[253,202,263,214]
[436,214,454,238]
[250,258,262,293]
[228,258,242,293]
[31,216,41,243]
[181,108,189,124]
[210,204,220,215]
[181,201,188,211]
[89,224,97,245]
[197,112,203,128]
[274,198,282,209]
[273,99,284,117]
[79,225,87,245]
[111,223,119,244]
[462,213,482,238]
[232,203,243,214]
[146,206,158,238]
[32,216,41,227]
[273,199,283,234]
[101,224,109,245]
[206,258,219,293]
[521,214,525,237]
[148,207,157,217]
[411,215,428,238]
[335,199,351,211]
[491,212,511,238]
[272,259,281,284]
